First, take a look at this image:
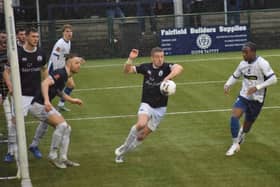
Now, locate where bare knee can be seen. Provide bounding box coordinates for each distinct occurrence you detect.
[232,108,243,118]
[135,122,146,131]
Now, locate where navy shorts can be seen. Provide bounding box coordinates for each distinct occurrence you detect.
[233,96,263,122]
[48,62,54,74]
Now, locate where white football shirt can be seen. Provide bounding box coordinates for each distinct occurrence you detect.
[232,56,275,102]
[49,38,71,70]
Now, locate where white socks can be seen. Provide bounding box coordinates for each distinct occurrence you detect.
[57,101,65,107]
[7,121,17,155]
[49,122,71,161]
[3,98,13,154]
[122,125,143,154]
[60,126,71,161]
[30,121,48,148]
[49,122,67,159]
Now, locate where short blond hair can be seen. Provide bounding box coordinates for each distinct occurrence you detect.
[62,24,73,32]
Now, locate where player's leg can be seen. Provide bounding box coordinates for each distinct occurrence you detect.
[46,114,68,169]
[226,97,246,156]
[29,121,48,159]
[115,114,149,153]
[29,102,67,168]
[128,106,165,152]
[57,77,75,112]
[4,96,33,162]
[59,125,80,167]
[128,125,152,152]
[3,97,13,159]
[4,117,16,162]
[238,101,263,144]
[115,112,149,163]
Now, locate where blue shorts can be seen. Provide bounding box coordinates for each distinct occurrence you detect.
[233,96,263,122]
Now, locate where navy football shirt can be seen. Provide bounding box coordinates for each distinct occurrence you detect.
[136,62,173,108]
[33,68,68,105]
[17,46,47,96]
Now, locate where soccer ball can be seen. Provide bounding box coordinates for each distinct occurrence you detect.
[160,80,176,96]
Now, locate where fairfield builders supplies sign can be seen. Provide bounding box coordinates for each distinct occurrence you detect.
[160,25,248,55]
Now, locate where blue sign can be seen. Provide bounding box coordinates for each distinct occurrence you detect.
[160,25,249,55]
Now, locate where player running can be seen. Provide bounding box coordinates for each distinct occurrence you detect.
[29,54,84,169]
[224,42,277,156]
[48,24,74,112]
[114,47,183,163]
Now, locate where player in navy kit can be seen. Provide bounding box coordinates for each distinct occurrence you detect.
[29,54,84,169]
[28,25,74,158]
[3,27,48,162]
[114,47,183,163]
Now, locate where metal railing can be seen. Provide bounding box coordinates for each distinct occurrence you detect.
[16,8,280,59]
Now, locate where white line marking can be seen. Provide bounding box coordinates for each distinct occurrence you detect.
[74,80,227,92]
[82,54,280,69]
[75,77,280,92]
[26,106,280,124]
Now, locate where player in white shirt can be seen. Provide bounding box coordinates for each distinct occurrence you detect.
[224,42,277,156]
[48,24,74,112]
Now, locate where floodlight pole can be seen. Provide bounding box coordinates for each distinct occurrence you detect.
[224,0,228,25]
[173,0,184,28]
[4,0,33,187]
[36,0,41,47]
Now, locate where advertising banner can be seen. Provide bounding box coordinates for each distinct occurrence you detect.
[160,25,249,55]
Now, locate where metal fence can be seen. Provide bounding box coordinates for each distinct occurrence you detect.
[16,8,280,59]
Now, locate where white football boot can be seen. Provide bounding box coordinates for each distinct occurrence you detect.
[115,144,126,163]
[225,143,240,156]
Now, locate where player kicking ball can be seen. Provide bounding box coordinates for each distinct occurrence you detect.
[114,47,183,163]
[29,54,84,168]
[224,42,277,156]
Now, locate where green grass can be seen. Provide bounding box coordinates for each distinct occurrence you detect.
[1,50,280,187]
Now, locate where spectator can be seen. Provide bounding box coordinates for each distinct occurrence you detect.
[136,0,157,35]
[183,0,192,26]
[191,0,205,27]
[228,0,240,25]
[106,0,125,43]
[106,0,125,19]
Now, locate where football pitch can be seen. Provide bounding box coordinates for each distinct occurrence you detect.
[1,49,280,187]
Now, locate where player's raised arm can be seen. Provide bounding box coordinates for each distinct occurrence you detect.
[123,49,139,74]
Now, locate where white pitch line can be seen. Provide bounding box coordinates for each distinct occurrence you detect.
[74,80,226,92]
[74,77,280,92]
[25,106,280,124]
[82,54,280,69]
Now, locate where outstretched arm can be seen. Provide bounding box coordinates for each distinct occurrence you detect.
[123,49,139,74]
[62,94,83,106]
[163,64,184,81]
